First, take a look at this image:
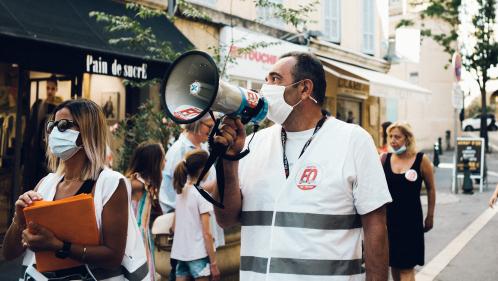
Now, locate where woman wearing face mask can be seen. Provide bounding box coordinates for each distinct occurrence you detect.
[2,99,149,280]
[380,122,436,281]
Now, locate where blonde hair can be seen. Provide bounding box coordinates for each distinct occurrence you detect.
[387,121,417,155]
[46,99,109,180]
[173,149,208,194]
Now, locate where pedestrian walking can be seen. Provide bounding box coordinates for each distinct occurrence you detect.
[488,183,498,208]
[381,121,436,281]
[213,52,392,281]
[2,99,149,280]
[378,121,392,154]
[170,149,220,281]
[126,141,166,280]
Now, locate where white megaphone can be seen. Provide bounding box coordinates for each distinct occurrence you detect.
[161,50,268,125]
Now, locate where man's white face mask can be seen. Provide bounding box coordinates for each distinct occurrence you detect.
[260,80,318,125]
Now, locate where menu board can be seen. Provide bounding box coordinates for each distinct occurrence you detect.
[456,138,484,175]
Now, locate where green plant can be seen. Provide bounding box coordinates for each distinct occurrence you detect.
[113,101,182,173]
[90,3,184,87]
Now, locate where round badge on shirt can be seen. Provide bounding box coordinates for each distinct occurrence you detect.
[405,169,418,182]
[295,164,322,190]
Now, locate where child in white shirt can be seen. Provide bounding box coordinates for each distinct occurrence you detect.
[170,149,220,281]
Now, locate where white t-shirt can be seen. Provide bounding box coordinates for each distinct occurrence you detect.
[171,184,214,261]
[284,128,315,171]
[238,118,392,281]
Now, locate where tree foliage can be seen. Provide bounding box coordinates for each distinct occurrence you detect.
[90,3,181,62]
[253,0,319,32]
[400,0,461,67]
[413,0,498,150]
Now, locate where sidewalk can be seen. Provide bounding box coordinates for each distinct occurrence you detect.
[416,149,498,281]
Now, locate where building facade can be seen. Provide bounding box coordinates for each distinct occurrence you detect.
[167,0,430,146]
[388,0,455,149]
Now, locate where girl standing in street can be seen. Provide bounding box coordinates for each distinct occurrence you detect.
[381,122,436,281]
[171,149,220,281]
[126,142,166,280]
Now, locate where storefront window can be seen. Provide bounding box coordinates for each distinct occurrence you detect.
[0,64,19,233]
[337,97,362,125]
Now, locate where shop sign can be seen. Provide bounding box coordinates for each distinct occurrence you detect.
[337,78,369,97]
[220,26,308,81]
[86,54,148,80]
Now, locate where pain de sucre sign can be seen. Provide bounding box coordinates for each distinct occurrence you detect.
[86,54,148,80]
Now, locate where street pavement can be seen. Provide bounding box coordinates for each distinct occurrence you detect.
[0,138,497,280]
[416,138,498,281]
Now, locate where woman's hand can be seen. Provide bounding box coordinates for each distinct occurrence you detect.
[489,193,498,208]
[210,262,220,281]
[15,191,43,223]
[424,215,434,232]
[21,222,62,252]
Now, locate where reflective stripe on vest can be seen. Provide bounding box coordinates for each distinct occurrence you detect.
[241,211,362,229]
[240,256,365,276]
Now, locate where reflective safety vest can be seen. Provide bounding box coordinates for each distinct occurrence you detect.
[238,119,389,281]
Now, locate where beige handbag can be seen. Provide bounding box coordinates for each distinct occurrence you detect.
[151,213,175,279]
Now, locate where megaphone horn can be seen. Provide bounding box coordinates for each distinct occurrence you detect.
[161,50,268,124]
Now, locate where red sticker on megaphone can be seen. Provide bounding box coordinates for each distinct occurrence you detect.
[245,90,260,109]
[173,105,203,120]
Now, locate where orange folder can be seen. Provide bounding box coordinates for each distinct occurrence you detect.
[23,194,99,272]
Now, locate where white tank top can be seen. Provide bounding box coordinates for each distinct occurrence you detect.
[21,168,150,281]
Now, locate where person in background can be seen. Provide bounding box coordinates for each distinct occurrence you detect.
[171,149,220,281]
[378,121,393,154]
[159,114,224,280]
[22,74,63,190]
[488,183,498,208]
[126,141,166,280]
[381,122,436,281]
[3,99,149,280]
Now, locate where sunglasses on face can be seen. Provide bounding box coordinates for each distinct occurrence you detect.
[46,119,78,134]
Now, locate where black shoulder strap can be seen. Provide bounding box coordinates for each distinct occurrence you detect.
[414,152,424,170]
[75,179,96,195]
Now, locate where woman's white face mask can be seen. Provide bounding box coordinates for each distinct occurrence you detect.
[260,80,317,125]
[48,128,82,161]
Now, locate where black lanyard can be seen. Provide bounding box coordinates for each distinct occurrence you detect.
[281,115,327,178]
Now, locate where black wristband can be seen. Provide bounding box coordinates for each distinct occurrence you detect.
[55,241,71,259]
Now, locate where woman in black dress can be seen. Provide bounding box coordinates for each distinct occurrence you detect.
[381,122,436,281]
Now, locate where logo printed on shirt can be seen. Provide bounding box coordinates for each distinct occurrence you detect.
[296,164,322,190]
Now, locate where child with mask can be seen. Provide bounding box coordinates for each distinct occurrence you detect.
[380,122,436,281]
[2,99,149,280]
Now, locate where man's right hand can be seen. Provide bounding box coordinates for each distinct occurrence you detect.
[214,117,246,156]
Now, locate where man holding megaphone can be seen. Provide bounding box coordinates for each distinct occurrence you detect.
[211,52,393,281]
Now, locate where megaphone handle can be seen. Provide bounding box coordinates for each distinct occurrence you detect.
[222,149,250,161]
[194,142,227,208]
[222,124,259,161]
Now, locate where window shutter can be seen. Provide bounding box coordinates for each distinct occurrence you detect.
[362,0,375,54]
[323,0,341,43]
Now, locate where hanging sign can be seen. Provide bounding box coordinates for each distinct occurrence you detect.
[85,54,148,80]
